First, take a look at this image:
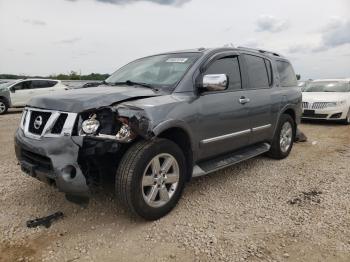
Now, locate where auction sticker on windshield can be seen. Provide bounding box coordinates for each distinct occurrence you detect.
[166,58,188,63]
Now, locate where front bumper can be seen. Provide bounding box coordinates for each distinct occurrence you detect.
[302,106,348,120]
[15,128,90,196]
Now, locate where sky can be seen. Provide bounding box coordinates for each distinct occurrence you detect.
[0,0,349,79]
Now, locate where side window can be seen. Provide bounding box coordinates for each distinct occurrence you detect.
[264,59,273,86]
[14,81,32,90]
[46,81,57,87]
[32,80,49,89]
[244,55,269,89]
[13,82,24,91]
[276,61,297,87]
[204,56,241,90]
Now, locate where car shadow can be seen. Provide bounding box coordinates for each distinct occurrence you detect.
[6,108,23,115]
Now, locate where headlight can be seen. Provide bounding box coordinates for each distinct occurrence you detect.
[327,100,346,107]
[337,100,346,105]
[20,110,28,130]
[82,114,100,134]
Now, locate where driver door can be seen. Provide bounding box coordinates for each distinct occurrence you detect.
[194,54,251,160]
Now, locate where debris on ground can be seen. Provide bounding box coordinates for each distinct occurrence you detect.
[288,190,322,205]
[295,128,307,142]
[26,212,64,228]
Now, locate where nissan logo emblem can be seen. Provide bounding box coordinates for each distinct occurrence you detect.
[34,115,43,130]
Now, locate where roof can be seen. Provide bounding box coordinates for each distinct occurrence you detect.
[159,46,285,59]
[22,78,59,81]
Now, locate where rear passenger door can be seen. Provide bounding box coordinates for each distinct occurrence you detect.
[241,54,273,145]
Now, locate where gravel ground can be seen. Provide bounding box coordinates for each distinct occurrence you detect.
[1,109,350,262]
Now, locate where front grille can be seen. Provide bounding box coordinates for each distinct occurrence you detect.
[21,149,52,171]
[23,107,77,139]
[28,111,51,135]
[312,102,329,110]
[51,113,68,134]
[302,102,309,109]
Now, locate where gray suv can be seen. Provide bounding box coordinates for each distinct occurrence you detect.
[15,47,301,220]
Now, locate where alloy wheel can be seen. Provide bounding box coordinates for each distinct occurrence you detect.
[142,153,179,208]
[0,102,6,114]
[280,122,293,153]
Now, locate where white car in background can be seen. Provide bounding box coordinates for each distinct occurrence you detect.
[302,79,350,124]
[6,79,67,107]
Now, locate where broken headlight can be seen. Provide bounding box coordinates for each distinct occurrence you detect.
[116,123,133,143]
[81,114,100,134]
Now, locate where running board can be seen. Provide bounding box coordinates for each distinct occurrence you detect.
[192,143,270,177]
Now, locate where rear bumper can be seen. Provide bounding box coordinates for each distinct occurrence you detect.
[15,128,90,196]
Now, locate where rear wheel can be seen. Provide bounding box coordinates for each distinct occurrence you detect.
[267,114,295,159]
[343,108,350,125]
[0,98,9,115]
[115,138,186,220]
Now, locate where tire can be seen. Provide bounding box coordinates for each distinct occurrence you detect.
[267,114,295,159]
[0,98,9,115]
[342,108,350,125]
[115,138,186,220]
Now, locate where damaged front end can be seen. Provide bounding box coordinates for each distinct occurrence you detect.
[14,104,153,203]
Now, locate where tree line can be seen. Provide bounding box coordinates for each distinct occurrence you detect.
[0,71,110,81]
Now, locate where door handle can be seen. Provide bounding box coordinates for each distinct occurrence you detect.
[239,96,250,104]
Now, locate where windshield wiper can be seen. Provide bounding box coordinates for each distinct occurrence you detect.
[111,80,159,92]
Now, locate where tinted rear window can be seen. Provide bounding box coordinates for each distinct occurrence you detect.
[244,55,269,89]
[276,61,297,87]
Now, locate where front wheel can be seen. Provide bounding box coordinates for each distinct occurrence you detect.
[115,138,186,220]
[267,114,295,159]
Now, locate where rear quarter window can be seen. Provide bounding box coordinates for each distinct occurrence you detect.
[276,61,297,87]
[46,81,58,87]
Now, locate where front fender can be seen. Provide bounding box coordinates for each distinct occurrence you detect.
[153,119,195,146]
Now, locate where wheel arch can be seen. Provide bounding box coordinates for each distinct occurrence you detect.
[271,106,297,140]
[0,96,10,104]
[282,108,296,124]
[155,124,194,181]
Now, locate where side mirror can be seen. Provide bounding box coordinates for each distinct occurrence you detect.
[10,87,15,93]
[201,74,228,92]
[296,74,301,81]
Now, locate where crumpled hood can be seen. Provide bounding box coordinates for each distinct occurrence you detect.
[302,92,350,102]
[27,85,162,112]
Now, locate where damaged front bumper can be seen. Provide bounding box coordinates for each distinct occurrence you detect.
[15,128,91,196]
[15,127,122,197]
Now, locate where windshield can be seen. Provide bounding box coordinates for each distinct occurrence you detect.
[303,81,350,92]
[105,53,201,89]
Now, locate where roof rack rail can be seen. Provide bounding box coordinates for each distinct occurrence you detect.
[237,46,283,57]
